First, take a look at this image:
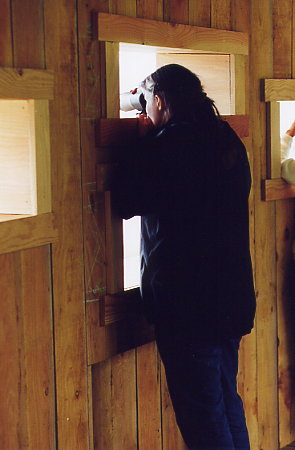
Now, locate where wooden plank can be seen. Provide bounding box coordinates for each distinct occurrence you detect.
[0,0,13,66]
[273,0,292,78]
[233,4,258,449]
[267,101,281,179]
[96,12,249,55]
[44,0,89,448]
[91,351,138,450]
[33,100,52,213]
[0,247,55,449]
[211,0,232,30]
[77,0,108,302]
[136,0,163,20]
[0,213,58,255]
[12,0,45,69]
[164,0,188,24]
[250,1,279,449]
[188,0,210,27]
[262,178,295,201]
[137,342,162,450]
[264,79,295,101]
[109,0,136,16]
[0,67,54,99]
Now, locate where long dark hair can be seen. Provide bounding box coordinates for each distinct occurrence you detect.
[140,63,221,125]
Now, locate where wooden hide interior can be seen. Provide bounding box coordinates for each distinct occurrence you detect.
[1,1,295,450]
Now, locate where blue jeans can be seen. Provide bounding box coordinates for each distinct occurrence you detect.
[155,324,250,450]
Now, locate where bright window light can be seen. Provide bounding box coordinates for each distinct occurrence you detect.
[280,101,295,157]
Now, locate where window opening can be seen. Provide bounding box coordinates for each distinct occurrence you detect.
[119,43,235,289]
[0,100,36,217]
[280,101,295,158]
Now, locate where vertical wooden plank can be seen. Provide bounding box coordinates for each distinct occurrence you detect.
[273,0,292,78]
[109,0,136,16]
[211,0,232,30]
[250,1,279,449]
[92,351,138,450]
[44,0,89,448]
[268,101,281,179]
[11,0,45,68]
[136,0,163,20]
[273,0,295,447]
[233,2,258,449]
[0,248,55,449]
[163,0,189,24]
[137,342,162,450]
[0,0,13,66]
[188,0,211,27]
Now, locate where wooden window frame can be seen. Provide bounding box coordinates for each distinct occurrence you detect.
[0,67,54,216]
[262,78,295,201]
[95,12,249,325]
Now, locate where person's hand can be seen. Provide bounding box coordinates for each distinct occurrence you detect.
[286,121,295,137]
[137,113,154,137]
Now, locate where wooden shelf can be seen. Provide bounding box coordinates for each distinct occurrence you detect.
[262,178,295,201]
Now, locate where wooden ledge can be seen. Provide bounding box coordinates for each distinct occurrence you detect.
[100,287,141,326]
[96,12,248,55]
[262,178,295,201]
[264,79,295,101]
[0,212,58,254]
[0,67,54,99]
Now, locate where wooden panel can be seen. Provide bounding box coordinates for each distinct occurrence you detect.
[137,342,162,450]
[273,2,295,446]
[188,0,210,27]
[0,246,55,449]
[12,0,45,69]
[264,79,295,101]
[0,0,13,66]
[273,0,292,79]
[0,213,58,255]
[136,0,163,20]
[96,12,249,55]
[164,0,188,24]
[0,67,54,99]
[92,351,137,449]
[211,0,232,30]
[250,1,279,449]
[44,0,89,448]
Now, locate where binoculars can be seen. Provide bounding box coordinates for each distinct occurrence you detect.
[120,88,147,113]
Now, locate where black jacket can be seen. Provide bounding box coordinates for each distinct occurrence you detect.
[112,118,256,340]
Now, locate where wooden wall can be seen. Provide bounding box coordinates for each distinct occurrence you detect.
[1,1,295,449]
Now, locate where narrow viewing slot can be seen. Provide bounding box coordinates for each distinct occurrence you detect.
[119,43,235,290]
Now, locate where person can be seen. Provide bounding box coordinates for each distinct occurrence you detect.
[112,64,256,450]
[281,121,295,184]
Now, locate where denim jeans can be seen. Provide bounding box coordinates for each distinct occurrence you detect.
[155,324,250,450]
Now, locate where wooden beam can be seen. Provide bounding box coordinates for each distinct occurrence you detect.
[262,178,295,201]
[96,12,249,55]
[264,78,295,101]
[0,67,54,99]
[0,213,58,255]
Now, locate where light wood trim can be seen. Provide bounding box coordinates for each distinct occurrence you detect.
[96,12,249,55]
[262,178,295,201]
[0,67,54,99]
[264,78,295,101]
[267,101,281,178]
[0,212,58,254]
[33,100,52,213]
